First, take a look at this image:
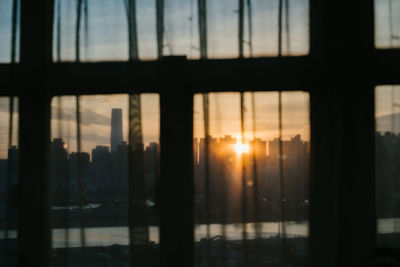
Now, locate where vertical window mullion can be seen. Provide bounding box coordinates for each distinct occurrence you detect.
[309,1,375,267]
[159,90,194,267]
[18,1,54,267]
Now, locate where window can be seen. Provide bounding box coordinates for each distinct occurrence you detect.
[52,0,309,61]
[50,94,160,266]
[375,86,400,251]
[0,97,19,266]
[0,0,393,267]
[0,0,20,63]
[194,92,310,266]
[375,0,400,48]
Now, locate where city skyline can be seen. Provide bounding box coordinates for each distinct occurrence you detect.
[49,132,308,163]
[0,87,399,158]
[50,94,160,156]
[48,93,310,156]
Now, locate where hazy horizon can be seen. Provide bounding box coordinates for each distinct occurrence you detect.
[0,86,399,159]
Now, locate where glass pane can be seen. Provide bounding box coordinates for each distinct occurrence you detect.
[163,0,200,59]
[0,0,20,63]
[375,0,400,48]
[208,0,309,58]
[53,0,129,61]
[194,92,310,266]
[0,97,19,266]
[375,86,400,251]
[53,0,308,61]
[137,0,158,60]
[50,94,160,267]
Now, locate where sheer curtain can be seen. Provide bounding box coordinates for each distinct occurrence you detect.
[0,97,19,266]
[191,0,309,263]
[0,0,20,63]
[375,0,400,48]
[50,94,160,267]
[0,2,19,259]
[194,92,310,266]
[0,0,19,253]
[375,86,400,251]
[52,0,309,62]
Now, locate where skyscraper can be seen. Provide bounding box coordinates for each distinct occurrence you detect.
[111,108,123,152]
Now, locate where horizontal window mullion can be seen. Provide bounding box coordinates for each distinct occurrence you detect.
[44,57,312,94]
[0,64,21,95]
[372,51,400,85]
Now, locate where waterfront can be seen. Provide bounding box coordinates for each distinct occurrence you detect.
[50,221,308,248]
[0,218,399,248]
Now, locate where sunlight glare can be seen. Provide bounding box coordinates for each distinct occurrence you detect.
[234,142,249,155]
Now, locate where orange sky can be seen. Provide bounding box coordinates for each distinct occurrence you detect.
[0,90,308,160]
[0,92,312,158]
[0,86,399,159]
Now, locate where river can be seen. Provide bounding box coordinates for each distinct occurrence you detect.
[1,218,399,248]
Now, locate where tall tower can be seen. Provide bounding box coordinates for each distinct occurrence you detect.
[111,108,123,152]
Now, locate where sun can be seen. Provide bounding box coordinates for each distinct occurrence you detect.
[234,142,249,155]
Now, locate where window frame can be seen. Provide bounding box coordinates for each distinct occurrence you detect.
[0,0,390,266]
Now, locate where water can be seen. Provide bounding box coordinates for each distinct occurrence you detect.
[51,221,308,248]
[1,218,399,248]
[377,218,400,233]
[52,203,102,211]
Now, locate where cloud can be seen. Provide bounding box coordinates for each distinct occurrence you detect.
[54,132,109,147]
[51,106,111,126]
[81,133,109,144]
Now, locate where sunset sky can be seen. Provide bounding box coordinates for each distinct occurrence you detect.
[0,87,397,159]
[0,92,313,159]
[0,0,309,62]
[193,92,310,143]
[50,94,160,157]
[0,0,399,158]
[1,0,399,62]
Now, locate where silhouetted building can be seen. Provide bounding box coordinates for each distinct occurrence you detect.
[51,139,68,176]
[92,145,109,162]
[91,146,111,191]
[69,152,90,202]
[144,142,159,199]
[111,108,123,153]
[250,138,267,160]
[111,142,129,200]
[0,146,19,230]
[194,134,309,222]
[0,159,6,196]
[50,139,68,202]
[376,132,400,217]
[7,146,19,187]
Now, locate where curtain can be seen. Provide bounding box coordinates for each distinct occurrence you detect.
[0,0,20,62]
[194,92,310,266]
[0,97,19,266]
[375,86,400,251]
[52,0,309,62]
[375,0,400,48]
[51,94,160,267]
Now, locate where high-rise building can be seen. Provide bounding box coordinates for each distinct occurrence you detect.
[111,108,123,152]
[92,145,110,162]
[250,138,267,160]
[92,145,111,188]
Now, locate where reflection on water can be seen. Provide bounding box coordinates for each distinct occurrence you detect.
[377,218,400,233]
[51,226,159,248]
[49,221,309,248]
[52,203,102,211]
[195,221,308,241]
[1,219,399,247]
